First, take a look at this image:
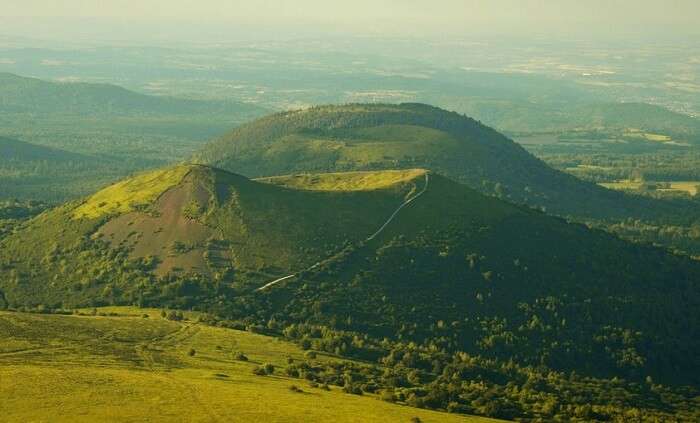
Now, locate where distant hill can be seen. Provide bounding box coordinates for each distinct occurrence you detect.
[0,72,267,117]
[194,103,686,219]
[0,136,119,201]
[448,99,700,142]
[0,74,270,202]
[1,163,698,389]
[0,136,87,163]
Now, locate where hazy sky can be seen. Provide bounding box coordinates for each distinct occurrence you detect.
[3,0,700,42]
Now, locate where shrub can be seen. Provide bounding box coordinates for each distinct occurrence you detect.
[343,383,363,395]
[380,390,396,403]
[285,366,300,378]
[252,366,267,376]
[233,352,248,361]
[166,310,184,321]
[263,363,275,375]
[304,351,317,359]
[188,348,196,357]
[289,385,303,393]
[246,324,265,334]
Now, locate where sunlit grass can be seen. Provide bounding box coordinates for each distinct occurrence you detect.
[257,169,426,191]
[72,166,191,219]
[0,309,496,423]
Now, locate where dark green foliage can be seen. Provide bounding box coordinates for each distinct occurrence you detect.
[233,352,248,361]
[263,363,275,375]
[166,311,185,321]
[273,323,699,421]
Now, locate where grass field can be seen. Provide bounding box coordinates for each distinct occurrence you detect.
[600,180,700,196]
[624,128,673,143]
[0,308,498,422]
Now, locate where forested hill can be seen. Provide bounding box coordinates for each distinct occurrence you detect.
[449,100,700,141]
[0,136,117,201]
[193,103,688,220]
[0,72,267,117]
[0,136,88,162]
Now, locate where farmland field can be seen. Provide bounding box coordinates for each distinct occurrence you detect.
[600,180,700,196]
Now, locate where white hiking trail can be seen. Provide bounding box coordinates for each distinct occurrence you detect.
[256,172,430,292]
[365,172,429,242]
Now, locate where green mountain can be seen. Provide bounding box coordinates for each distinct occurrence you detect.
[0,72,266,117]
[193,103,683,219]
[1,163,698,388]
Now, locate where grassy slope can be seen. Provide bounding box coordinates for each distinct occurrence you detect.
[73,166,191,219]
[0,308,496,423]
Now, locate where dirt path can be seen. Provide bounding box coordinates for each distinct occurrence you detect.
[366,172,429,241]
[256,172,430,291]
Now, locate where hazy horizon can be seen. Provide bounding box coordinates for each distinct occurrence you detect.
[2,0,699,44]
